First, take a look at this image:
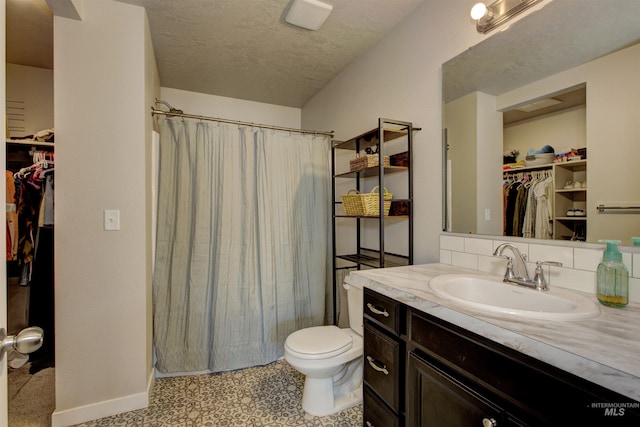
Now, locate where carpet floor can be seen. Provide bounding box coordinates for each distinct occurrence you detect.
[8,363,55,427]
[75,359,363,426]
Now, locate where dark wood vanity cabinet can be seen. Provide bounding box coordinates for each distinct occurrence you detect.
[362,288,640,427]
[406,308,640,427]
[363,289,406,426]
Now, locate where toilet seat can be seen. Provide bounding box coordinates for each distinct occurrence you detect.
[285,326,353,360]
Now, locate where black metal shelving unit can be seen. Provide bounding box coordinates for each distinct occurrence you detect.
[331,118,417,323]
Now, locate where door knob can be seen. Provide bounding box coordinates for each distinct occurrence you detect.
[0,327,44,361]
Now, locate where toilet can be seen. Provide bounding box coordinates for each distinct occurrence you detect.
[284,279,364,416]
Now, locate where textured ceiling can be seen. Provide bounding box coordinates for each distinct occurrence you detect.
[116,0,425,107]
[9,0,640,109]
[7,0,425,107]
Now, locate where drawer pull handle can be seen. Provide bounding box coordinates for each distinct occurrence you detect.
[367,303,389,317]
[366,422,375,427]
[482,418,497,427]
[366,355,389,375]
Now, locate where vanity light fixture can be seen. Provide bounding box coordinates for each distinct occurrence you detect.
[285,0,333,31]
[471,0,544,34]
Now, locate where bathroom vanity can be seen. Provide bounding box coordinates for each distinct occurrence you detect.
[355,264,640,426]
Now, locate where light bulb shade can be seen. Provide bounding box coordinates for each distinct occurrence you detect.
[470,2,488,20]
[286,0,333,31]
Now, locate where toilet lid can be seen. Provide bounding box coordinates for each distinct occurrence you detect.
[285,326,353,359]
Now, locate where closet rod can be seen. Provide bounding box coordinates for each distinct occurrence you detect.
[151,107,334,137]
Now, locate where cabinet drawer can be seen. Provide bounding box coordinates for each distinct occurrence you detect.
[364,321,402,412]
[364,288,404,334]
[364,386,401,427]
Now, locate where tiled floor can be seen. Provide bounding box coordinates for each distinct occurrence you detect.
[75,359,363,426]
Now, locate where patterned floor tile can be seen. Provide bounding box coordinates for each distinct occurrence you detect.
[75,360,362,426]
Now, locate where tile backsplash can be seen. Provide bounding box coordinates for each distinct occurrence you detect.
[440,234,640,303]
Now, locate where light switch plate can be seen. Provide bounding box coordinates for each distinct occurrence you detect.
[104,210,120,231]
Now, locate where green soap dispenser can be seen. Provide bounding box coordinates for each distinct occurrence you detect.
[597,240,629,307]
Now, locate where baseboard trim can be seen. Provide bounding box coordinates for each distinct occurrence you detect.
[51,368,154,427]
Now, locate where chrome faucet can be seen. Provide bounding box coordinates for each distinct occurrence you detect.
[492,243,562,291]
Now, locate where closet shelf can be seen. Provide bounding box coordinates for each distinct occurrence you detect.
[7,139,54,147]
[555,188,587,193]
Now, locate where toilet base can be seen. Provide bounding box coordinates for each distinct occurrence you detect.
[302,376,363,416]
[301,357,363,416]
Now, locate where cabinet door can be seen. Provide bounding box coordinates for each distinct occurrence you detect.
[407,351,503,427]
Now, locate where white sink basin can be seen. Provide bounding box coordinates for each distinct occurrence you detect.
[427,274,600,320]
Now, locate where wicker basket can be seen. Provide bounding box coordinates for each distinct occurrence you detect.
[341,186,392,216]
[349,154,391,172]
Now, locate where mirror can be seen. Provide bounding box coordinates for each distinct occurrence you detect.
[443,0,640,245]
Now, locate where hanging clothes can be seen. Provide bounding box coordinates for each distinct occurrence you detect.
[6,147,55,373]
[503,169,553,239]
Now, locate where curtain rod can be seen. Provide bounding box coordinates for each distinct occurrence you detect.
[151,106,334,137]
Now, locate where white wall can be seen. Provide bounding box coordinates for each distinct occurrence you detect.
[159,87,301,129]
[52,0,157,425]
[440,234,640,303]
[302,1,487,263]
[6,63,53,137]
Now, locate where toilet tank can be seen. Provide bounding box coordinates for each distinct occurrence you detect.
[343,277,364,336]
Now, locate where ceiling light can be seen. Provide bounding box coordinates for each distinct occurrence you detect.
[471,0,544,34]
[470,3,491,21]
[285,0,333,31]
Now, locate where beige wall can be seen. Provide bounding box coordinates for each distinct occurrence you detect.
[497,43,640,244]
[301,1,487,263]
[446,92,478,234]
[475,92,503,236]
[504,106,587,160]
[52,0,156,424]
[6,64,54,138]
[144,8,160,396]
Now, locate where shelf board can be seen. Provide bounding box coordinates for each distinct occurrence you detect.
[7,139,55,147]
[335,214,409,219]
[555,217,587,221]
[555,159,587,168]
[503,163,553,173]
[333,127,409,151]
[555,188,587,193]
[334,165,408,178]
[336,249,410,269]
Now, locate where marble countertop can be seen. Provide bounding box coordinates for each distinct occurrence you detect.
[347,263,640,402]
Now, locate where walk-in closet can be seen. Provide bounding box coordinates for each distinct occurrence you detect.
[6,0,56,424]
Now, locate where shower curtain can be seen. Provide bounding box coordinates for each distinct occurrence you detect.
[153,117,330,373]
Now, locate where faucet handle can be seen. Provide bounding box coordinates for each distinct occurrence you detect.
[533,261,563,290]
[502,256,516,282]
[535,260,562,269]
